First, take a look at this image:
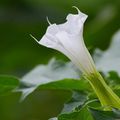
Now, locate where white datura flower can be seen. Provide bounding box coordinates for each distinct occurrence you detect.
[32,7,120,109]
[34,7,96,76]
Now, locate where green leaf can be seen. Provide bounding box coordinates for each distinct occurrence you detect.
[0,75,19,94]
[20,58,83,100]
[38,79,88,91]
[20,79,88,101]
[61,91,87,114]
[106,71,120,86]
[52,93,98,120]
[22,58,80,86]
[89,108,120,120]
[58,106,93,120]
[107,71,120,82]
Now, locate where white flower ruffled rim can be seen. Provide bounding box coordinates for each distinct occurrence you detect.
[30,6,97,76]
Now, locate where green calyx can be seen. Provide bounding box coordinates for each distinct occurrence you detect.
[85,72,120,110]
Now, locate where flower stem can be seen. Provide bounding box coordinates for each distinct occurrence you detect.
[85,72,120,110]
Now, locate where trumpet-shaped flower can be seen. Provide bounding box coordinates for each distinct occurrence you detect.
[33,7,120,109]
[36,7,96,76]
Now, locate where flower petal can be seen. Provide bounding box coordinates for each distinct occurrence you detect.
[58,9,88,35]
[38,7,96,75]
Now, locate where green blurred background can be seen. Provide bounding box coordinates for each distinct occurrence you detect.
[1,0,120,76]
[0,0,120,119]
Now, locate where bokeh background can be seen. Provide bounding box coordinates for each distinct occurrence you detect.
[1,0,120,76]
[0,0,120,120]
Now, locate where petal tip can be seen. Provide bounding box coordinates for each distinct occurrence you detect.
[30,34,39,43]
[39,35,55,48]
[46,16,52,25]
[72,6,80,14]
[72,6,88,19]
